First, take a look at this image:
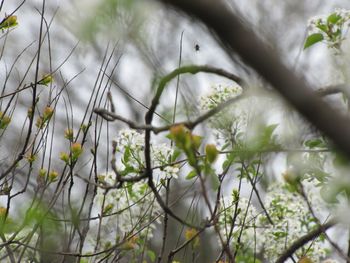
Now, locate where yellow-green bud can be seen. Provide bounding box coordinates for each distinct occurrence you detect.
[191,134,202,150]
[0,111,11,129]
[36,117,43,129]
[27,107,33,118]
[38,74,53,86]
[64,128,74,141]
[43,106,54,121]
[38,168,47,178]
[0,15,18,29]
[59,152,70,164]
[102,203,114,216]
[185,228,200,247]
[25,153,36,164]
[205,144,218,163]
[170,124,187,142]
[71,143,83,162]
[48,170,58,182]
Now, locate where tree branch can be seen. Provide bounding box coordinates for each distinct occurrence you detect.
[275,220,337,263]
[158,0,350,159]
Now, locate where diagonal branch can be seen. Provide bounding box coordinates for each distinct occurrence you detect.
[275,220,337,263]
[158,0,350,159]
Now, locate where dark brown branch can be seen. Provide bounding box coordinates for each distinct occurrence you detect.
[275,220,337,263]
[317,85,345,96]
[95,92,244,134]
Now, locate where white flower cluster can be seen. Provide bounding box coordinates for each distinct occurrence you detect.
[219,194,261,252]
[200,83,242,111]
[151,144,180,179]
[89,173,161,251]
[307,8,350,49]
[115,129,180,180]
[200,83,247,147]
[218,180,336,262]
[116,129,144,152]
[84,129,181,255]
[260,183,327,262]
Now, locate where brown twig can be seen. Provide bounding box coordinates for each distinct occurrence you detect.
[275,220,337,263]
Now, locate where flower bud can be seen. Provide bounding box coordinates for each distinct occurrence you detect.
[170,124,187,142]
[0,15,18,29]
[48,170,58,182]
[185,228,200,247]
[0,111,11,129]
[38,168,47,178]
[205,144,218,163]
[60,152,70,164]
[191,134,202,150]
[70,143,83,162]
[38,74,53,86]
[64,128,74,141]
[43,106,54,121]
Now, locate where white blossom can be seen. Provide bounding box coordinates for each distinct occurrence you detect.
[115,129,180,180]
[306,8,350,49]
[88,173,161,251]
[218,179,334,262]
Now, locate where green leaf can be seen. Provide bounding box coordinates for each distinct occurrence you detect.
[272,231,288,239]
[71,208,80,229]
[221,142,231,151]
[171,149,182,162]
[119,166,136,176]
[147,250,156,262]
[185,170,197,180]
[304,138,325,148]
[210,173,220,190]
[250,124,279,151]
[327,13,342,25]
[333,152,349,167]
[320,184,339,204]
[304,33,324,49]
[122,146,131,164]
[186,151,197,167]
[309,169,329,183]
[316,24,328,33]
[222,152,237,170]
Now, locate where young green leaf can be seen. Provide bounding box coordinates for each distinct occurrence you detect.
[327,13,341,25]
[185,170,197,180]
[209,173,220,190]
[147,250,156,262]
[304,33,324,49]
[304,138,326,148]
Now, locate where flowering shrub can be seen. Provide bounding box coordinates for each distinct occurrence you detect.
[0,3,349,263]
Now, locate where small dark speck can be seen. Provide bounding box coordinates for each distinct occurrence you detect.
[195,44,200,52]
